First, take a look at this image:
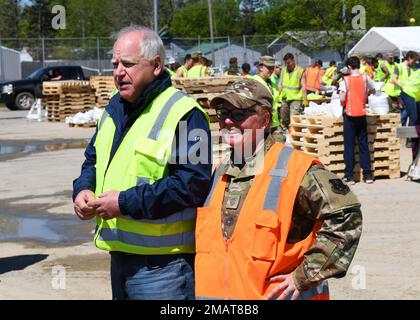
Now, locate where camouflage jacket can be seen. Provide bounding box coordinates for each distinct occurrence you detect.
[219,135,362,292]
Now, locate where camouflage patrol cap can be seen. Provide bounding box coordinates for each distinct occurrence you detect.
[210,78,273,110]
[191,51,202,59]
[259,55,275,67]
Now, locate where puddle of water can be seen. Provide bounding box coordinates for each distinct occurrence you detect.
[0,211,95,245]
[0,139,89,159]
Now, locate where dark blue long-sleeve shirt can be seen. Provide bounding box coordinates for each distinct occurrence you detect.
[72,71,212,220]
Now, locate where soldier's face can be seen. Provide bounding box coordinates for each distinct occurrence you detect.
[285,59,295,72]
[220,104,269,149]
[260,64,274,79]
[112,32,162,103]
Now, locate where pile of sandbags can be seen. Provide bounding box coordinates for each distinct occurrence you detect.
[368,92,389,115]
[304,97,342,119]
[65,107,103,127]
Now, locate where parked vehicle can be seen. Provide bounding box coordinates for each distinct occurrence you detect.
[0,66,86,110]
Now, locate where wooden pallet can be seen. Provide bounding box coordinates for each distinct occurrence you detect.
[172,76,241,94]
[44,81,97,122]
[43,81,92,95]
[289,114,401,179]
[69,122,97,128]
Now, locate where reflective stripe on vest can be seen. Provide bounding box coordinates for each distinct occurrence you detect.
[263,146,294,211]
[344,74,368,117]
[94,87,209,255]
[98,109,109,131]
[384,61,395,83]
[166,67,176,77]
[148,91,186,140]
[203,157,229,207]
[305,67,322,92]
[187,65,206,78]
[177,65,188,77]
[98,228,195,248]
[281,66,303,100]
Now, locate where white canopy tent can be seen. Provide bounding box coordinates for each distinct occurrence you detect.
[348,27,420,58]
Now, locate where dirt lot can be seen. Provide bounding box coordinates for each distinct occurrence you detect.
[0,109,419,300]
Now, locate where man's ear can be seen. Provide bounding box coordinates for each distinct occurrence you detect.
[260,110,271,130]
[153,56,163,76]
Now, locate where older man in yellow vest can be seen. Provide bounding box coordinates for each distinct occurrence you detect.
[73,26,211,300]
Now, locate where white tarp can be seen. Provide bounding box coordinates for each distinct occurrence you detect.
[348,27,420,58]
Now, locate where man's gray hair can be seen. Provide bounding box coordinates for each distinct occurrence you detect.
[112,25,166,62]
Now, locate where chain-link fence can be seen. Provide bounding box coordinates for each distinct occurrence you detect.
[0,33,363,81]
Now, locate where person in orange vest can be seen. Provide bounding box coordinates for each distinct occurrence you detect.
[305,60,325,94]
[339,56,376,185]
[195,78,362,300]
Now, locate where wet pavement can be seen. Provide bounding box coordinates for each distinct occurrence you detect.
[0,137,93,245]
[0,209,95,246]
[0,139,89,161]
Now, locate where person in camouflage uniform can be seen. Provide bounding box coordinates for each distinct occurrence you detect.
[205,78,362,299]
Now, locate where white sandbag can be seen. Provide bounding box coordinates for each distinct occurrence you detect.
[65,107,102,124]
[304,98,342,120]
[328,98,343,119]
[368,92,389,115]
[373,81,384,91]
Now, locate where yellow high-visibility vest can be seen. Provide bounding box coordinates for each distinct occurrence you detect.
[280,66,304,101]
[187,65,207,78]
[94,86,209,255]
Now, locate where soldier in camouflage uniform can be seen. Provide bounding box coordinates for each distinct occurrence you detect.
[206,78,362,299]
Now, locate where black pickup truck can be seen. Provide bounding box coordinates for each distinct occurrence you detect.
[1,65,86,110]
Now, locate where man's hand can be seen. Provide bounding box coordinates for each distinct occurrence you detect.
[87,190,122,221]
[302,99,309,107]
[74,190,97,220]
[266,273,300,300]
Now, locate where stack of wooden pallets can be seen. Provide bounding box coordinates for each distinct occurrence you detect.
[289,113,401,180]
[365,113,400,179]
[90,76,116,108]
[43,81,96,122]
[172,76,241,131]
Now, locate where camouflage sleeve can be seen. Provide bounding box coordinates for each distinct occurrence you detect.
[291,165,363,292]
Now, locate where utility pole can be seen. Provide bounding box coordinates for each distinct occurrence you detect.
[342,0,347,58]
[208,0,215,65]
[154,0,158,34]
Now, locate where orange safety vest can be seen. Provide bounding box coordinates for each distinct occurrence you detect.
[305,66,324,93]
[195,143,330,300]
[344,74,368,117]
[365,64,373,79]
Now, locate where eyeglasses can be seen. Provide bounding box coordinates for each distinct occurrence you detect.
[216,108,257,122]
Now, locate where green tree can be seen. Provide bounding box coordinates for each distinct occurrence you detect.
[169,0,241,37]
[0,0,21,55]
[55,0,112,38]
[169,0,210,37]
[19,0,56,38]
